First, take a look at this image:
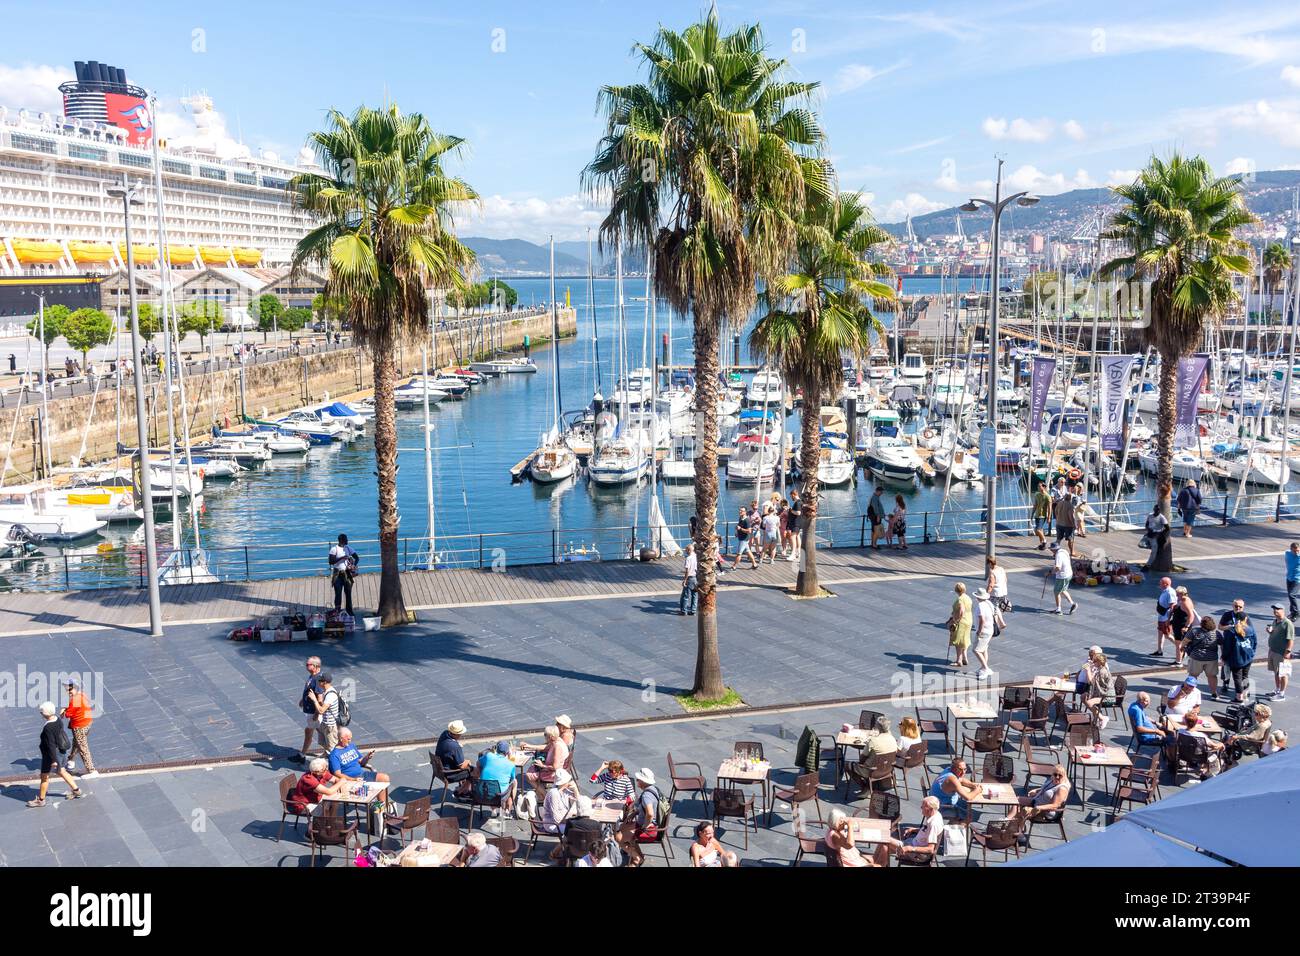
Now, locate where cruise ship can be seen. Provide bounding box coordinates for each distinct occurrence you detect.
[0,60,318,283]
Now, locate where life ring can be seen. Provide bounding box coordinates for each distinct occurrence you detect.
[922,427,936,441]
[1067,467,1082,482]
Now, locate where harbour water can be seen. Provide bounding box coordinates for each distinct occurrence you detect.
[3,275,1266,591]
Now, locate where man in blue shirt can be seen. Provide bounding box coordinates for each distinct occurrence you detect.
[476,740,517,802]
[1285,544,1300,621]
[1127,691,1171,745]
[328,727,389,783]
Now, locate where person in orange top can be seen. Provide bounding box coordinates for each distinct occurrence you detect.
[61,678,98,778]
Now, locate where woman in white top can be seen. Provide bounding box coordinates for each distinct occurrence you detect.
[537,768,578,834]
[986,556,1009,610]
[895,716,923,755]
[690,821,738,867]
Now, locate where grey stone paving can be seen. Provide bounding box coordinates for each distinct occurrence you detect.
[0,547,1287,776]
[1,676,1290,867]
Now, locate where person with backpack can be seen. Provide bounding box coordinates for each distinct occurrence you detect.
[313,671,345,755]
[1176,480,1204,538]
[1219,601,1258,703]
[327,533,359,617]
[61,676,98,778]
[617,769,667,866]
[1053,486,1078,556]
[27,702,85,808]
[729,506,757,570]
[292,656,324,764]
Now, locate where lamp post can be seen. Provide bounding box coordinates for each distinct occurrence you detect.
[961,159,1038,559]
[108,174,163,636]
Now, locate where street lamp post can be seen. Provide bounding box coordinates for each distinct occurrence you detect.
[108,174,163,636]
[962,159,1039,560]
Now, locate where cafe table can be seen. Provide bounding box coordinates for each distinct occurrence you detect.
[964,781,1020,826]
[394,840,462,867]
[1068,743,1132,802]
[1032,675,1079,695]
[590,798,629,825]
[716,757,771,819]
[946,699,998,751]
[319,779,390,837]
[848,816,893,845]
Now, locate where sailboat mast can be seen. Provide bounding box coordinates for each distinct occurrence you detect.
[588,229,601,396]
[550,236,560,431]
[149,102,182,546]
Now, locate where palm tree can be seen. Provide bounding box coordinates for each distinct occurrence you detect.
[749,192,894,596]
[290,105,478,625]
[1263,241,1293,322]
[1100,153,1254,571]
[583,9,829,700]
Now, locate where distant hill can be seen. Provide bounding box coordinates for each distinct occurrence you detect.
[553,239,648,274]
[881,169,1300,241]
[461,237,588,276]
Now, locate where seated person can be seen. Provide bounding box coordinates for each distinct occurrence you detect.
[458,831,502,868]
[593,759,636,802]
[1224,704,1272,762]
[895,716,923,754]
[1177,712,1224,778]
[1007,765,1071,828]
[1164,676,1202,721]
[929,758,982,817]
[616,769,665,867]
[475,739,518,804]
[1076,645,1104,696]
[289,757,344,814]
[826,808,880,867]
[866,716,899,757]
[690,821,738,867]
[1084,652,1118,728]
[536,768,578,835]
[872,796,943,865]
[558,794,604,862]
[436,720,474,797]
[328,727,389,783]
[574,840,614,868]
[1128,691,1171,744]
[523,725,569,795]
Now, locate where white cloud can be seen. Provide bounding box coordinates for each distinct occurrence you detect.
[1062,119,1086,142]
[1282,65,1300,87]
[0,62,75,113]
[882,193,947,221]
[1106,169,1140,186]
[1174,98,1300,150]
[462,193,606,243]
[829,60,907,94]
[1223,157,1257,176]
[982,116,1054,142]
[155,96,256,162]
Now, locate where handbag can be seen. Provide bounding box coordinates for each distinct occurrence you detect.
[941,824,967,857]
[1279,659,1294,680]
[1138,535,1151,550]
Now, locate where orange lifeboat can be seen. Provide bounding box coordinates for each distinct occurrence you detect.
[199,246,232,265]
[68,240,116,264]
[10,239,65,264]
[117,243,159,264]
[232,247,261,267]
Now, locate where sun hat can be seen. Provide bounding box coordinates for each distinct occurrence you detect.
[635,768,656,786]
[555,714,573,728]
[552,768,572,785]
[447,719,466,735]
[973,588,990,600]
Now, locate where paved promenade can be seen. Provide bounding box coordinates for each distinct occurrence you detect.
[0,521,1291,778]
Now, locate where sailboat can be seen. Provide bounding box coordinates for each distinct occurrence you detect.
[589,244,651,487]
[528,238,578,484]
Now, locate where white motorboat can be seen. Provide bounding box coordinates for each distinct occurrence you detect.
[492,356,538,374]
[931,446,984,483]
[660,432,700,482]
[623,407,671,452]
[725,434,778,484]
[0,487,106,541]
[192,458,244,479]
[561,409,597,458]
[746,368,785,407]
[611,367,654,408]
[1138,448,1207,482]
[815,442,856,486]
[194,438,272,465]
[1214,447,1289,488]
[588,438,652,486]
[394,377,451,406]
[930,368,972,417]
[862,408,921,483]
[49,485,143,523]
[900,351,929,388]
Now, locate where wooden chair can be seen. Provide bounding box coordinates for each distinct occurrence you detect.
[469,775,514,830]
[382,794,431,849]
[844,751,895,800]
[961,723,1006,766]
[867,791,902,838]
[999,685,1034,717]
[428,752,468,814]
[1024,745,1062,791]
[794,833,827,867]
[713,787,758,850]
[635,807,676,866]
[1106,675,1129,720]
[733,740,765,762]
[1125,708,1166,757]
[1111,765,1158,815]
[487,835,518,866]
[980,752,1015,785]
[1166,734,1214,784]
[1130,752,1163,800]
[526,819,564,864]
[306,812,359,867]
[818,727,845,783]
[967,815,1023,867]
[424,814,460,846]
[894,741,932,799]
[666,753,711,814]
[1051,692,1093,740]
[1026,805,1069,847]
[915,707,949,749]
[769,771,822,827]
[1009,697,1052,754]
[277,773,312,842]
[559,825,604,866]
[858,710,885,732]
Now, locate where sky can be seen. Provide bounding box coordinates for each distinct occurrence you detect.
[3,0,1300,241]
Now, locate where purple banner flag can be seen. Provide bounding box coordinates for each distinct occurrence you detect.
[1029,356,1056,436]
[1174,356,1210,449]
[1098,355,1135,451]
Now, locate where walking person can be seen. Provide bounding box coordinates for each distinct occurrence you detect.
[1047,542,1077,615]
[1181,615,1222,701]
[1176,480,1203,538]
[27,702,85,807]
[948,582,973,668]
[1052,485,1077,557]
[986,555,1010,613]
[971,587,1003,680]
[1153,576,1177,657]
[1170,586,1197,665]
[313,671,343,755]
[1266,603,1293,701]
[327,533,358,616]
[1072,483,1089,538]
[867,486,886,550]
[1218,601,1257,703]
[292,656,324,764]
[1031,481,1052,550]
[1142,504,1170,571]
[786,489,803,563]
[60,678,98,778]
[730,506,757,570]
[678,543,698,616]
[1285,542,1300,621]
[891,494,909,550]
[761,504,780,564]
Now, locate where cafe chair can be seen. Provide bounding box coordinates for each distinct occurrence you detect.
[1025,805,1069,847]
[428,751,469,814]
[858,710,885,732]
[894,741,932,798]
[844,751,896,801]
[713,787,758,850]
[979,752,1016,785]
[424,814,460,846]
[1111,765,1159,816]
[666,752,711,815]
[769,771,822,827]
[794,832,829,867]
[277,772,312,842]
[1009,696,1052,754]
[307,812,360,867]
[383,794,431,849]
[469,776,514,830]
[915,707,949,748]
[999,685,1034,717]
[486,835,518,866]
[967,816,1023,867]
[867,791,902,838]
[961,724,1007,766]
[1024,745,1063,791]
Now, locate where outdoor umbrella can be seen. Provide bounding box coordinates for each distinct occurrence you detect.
[1010,818,1226,868]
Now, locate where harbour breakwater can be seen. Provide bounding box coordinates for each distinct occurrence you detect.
[1,307,575,479]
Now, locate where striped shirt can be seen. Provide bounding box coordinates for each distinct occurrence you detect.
[598,771,636,802]
[320,688,340,727]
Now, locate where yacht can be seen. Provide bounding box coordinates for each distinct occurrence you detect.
[0,487,107,541]
[588,437,652,486]
[931,446,984,484]
[815,441,856,486]
[660,431,701,482]
[1138,448,1207,482]
[746,368,785,407]
[611,368,654,408]
[930,368,972,418]
[725,434,778,484]
[530,439,577,483]
[862,408,922,483]
[900,351,929,388]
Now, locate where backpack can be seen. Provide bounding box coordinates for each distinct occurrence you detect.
[604,835,625,868]
[645,785,670,830]
[55,721,72,754]
[335,692,351,728]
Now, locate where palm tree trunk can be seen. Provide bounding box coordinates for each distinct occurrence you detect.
[372,344,407,625]
[796,387,821,596]
[1151,351,1178,572]
[691,314,725,700]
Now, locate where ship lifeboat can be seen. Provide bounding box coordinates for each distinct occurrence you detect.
[199,246,233,265]
[167,245,200,266]
[117,243,158,264]
[232,247,261,267]
[68,240,116,264]
[10,239,65,264]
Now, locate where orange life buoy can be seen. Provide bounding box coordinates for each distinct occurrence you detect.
[1068,467,1082,482]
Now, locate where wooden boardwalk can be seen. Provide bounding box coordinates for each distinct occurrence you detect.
[1,519,1293,636]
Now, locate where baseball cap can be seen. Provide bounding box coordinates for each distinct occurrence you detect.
[1183,675,1198,687]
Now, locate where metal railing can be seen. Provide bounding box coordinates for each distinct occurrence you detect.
[4,488,1297,594]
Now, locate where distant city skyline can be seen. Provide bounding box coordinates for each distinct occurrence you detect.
[3,0,1300,241]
